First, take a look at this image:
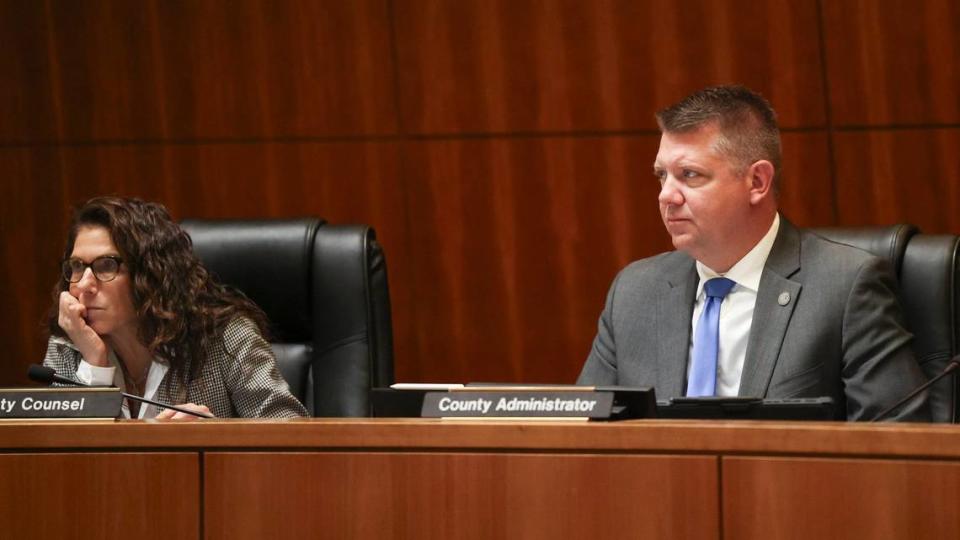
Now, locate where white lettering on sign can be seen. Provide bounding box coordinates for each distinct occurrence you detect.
[20,397,85,412]
[437,396,492,414]
[495,397,598,412]
[0,399,15,413]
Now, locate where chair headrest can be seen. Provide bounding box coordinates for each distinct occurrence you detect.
[810,224,919,276]
[181,218,324,341]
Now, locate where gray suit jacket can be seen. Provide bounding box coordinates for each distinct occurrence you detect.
[577,219,930,421]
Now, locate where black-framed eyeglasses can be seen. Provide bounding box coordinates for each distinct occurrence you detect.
[61,256,124,283]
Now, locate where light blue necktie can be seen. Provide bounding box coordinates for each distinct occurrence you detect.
[686,277,737,397]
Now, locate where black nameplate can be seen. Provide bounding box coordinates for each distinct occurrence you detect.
[0,388,122,419]
[422,391,614,419]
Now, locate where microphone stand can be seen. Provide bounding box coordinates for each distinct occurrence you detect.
[29,365,213,419]
[870,358,960,422]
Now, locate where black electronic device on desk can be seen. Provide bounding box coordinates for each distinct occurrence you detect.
[372,384,657,420]
[656,396,836,420]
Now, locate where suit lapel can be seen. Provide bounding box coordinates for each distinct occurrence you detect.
[738,219,802,397]
[656,256,698,396]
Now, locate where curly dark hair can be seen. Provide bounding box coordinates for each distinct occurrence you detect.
[48,196,271,385]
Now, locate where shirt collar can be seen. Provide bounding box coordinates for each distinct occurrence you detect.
[695,213,780,296]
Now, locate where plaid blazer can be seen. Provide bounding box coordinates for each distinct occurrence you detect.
[44,317,308,418]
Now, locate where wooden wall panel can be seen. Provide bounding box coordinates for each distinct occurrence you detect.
[206,452,719,539]
[778,131,835,226]
[0,1,57,143]
[1,142,412,386]
[833,130,960,233]
[401,136,669,383]
[0,452,198,539]
[0,0,397,142]
[723,456,960,539]
[2,0,954,390]
[393,0,825,133]
[3,149,69,385]
[823,0,960,126]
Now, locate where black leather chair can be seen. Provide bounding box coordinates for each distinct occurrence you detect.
[180,218,395,416]
[812,225,960,422]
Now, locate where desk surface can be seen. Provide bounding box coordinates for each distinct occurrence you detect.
[3,417,960,457]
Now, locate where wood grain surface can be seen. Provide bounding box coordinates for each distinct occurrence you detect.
[4,419,960,459]
[723,456,960,539]
[3,0,957,387]
[834,130,960,232]
[206,451,718,539]
[392,0,825,132]
[3,420,960,540]
[822,0,960,126]
[0,452,198,540]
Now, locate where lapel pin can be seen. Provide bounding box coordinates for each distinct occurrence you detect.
[778,292,791,306]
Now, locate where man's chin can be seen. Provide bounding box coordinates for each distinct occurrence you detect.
[669,233,695,251]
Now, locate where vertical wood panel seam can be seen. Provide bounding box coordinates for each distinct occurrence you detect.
[815,0,839,226]
[199,450,205,540]
[717,455,725,540]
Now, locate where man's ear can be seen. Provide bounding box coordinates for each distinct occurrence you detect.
[747,160,775,205]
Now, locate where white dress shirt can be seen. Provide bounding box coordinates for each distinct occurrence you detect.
[687,213,781,396]
[50,337,171,419]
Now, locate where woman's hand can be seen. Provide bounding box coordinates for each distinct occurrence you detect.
[58,291,108,366]
[155,403,214,421]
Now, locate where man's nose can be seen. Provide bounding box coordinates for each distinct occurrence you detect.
[658,176,683,206]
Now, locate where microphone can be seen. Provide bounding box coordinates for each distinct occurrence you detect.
[28,364,86,387]
[870,356,960,422]
[28,364,214,419]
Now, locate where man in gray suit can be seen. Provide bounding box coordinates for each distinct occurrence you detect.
[577,85,929,421]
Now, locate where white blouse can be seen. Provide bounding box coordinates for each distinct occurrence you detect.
[75,352,170,419]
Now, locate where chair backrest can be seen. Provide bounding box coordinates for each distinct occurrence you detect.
[899,234,960,422]
[812,225,960,422]
[180,218,395,416]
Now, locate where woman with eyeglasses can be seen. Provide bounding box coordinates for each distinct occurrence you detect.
[43,197,308,419]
